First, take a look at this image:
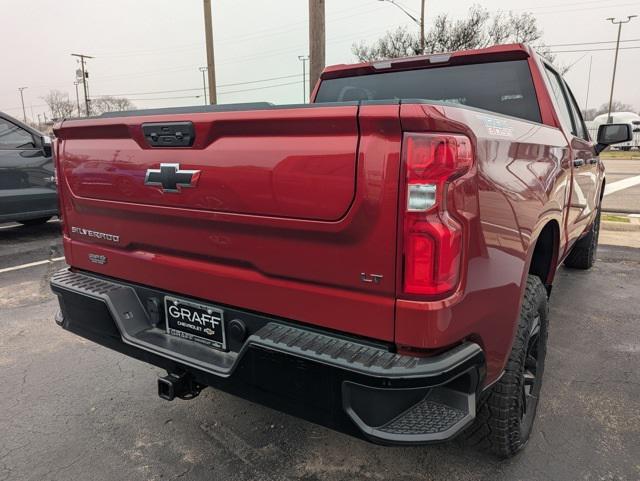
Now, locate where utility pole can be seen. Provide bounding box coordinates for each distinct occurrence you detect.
[198,67,208,105]
[73,81,81,117]
[203,0,217,104]
[71,53,93,116]
[606,15,636,123]
[298,55,309,103]
[420,0,425,53]
[18,87,27,122]
[308,0,325,97]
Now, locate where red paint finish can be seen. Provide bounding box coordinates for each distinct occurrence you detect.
[395,102,572,381]
[59,107,360,222]
[54,45,603,387]
[55,104,402,342]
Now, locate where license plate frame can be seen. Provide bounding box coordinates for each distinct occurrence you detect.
[164,295,226,350]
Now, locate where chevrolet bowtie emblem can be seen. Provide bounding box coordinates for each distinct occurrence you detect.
[144,163,200,193]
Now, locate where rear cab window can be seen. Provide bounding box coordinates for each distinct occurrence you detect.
[315,60,542,123]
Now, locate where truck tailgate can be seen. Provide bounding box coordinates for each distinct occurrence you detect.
[54,104,402,341]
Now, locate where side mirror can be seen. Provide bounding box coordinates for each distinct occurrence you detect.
[595,123,633,154]
[40,135,52,157]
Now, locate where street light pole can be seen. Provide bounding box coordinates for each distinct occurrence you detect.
[298,55,309,103]
[18,87,28,122]
[605,15,636,123]
[199,67,208,105]
[379,0,425,52]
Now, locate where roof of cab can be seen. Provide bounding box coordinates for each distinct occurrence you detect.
[320,43,535,80]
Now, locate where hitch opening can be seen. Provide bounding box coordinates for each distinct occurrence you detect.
[158,372,204,401]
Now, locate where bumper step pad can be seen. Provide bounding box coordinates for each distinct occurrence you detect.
[380,399,466,435]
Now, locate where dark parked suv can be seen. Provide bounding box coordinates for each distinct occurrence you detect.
[0,111,57,225]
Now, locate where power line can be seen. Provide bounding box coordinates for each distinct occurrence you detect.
[92,4,386,60]
[127,95,203,101]
[512,0,633,11]
[545,38,640,47]
[102,80,304,102]
[217,80,304,96]
[93,73,303,97]
[549,46,640,53]
[532,1,640,15]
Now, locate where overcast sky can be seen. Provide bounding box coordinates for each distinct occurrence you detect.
[1,0,639,121]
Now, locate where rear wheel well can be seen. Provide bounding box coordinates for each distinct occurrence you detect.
[529,221,559,293]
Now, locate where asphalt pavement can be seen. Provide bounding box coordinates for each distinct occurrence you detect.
[1,219,639,480]
[602,158,640,213]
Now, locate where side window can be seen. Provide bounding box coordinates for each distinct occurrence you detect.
[0,118,34,149]
[544,67,575,135]
[563,80,590,141]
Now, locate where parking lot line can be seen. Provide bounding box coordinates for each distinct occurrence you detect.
[604,175,640,196]
[0,257,66,274]
[0,219,59,230]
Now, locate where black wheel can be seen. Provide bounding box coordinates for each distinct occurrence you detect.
[563,207,600,269]
[460,275,549,458]
[17,217,52,226]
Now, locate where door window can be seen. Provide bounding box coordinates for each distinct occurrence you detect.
[0,118,34,149]
[544,67,575,134]
[563,80,590,141]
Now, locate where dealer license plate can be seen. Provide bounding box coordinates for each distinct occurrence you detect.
[165,296,226,350]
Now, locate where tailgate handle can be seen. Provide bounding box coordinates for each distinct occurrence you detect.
[142,122,195,147]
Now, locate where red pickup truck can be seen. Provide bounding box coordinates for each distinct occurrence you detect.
[51,44,632,457]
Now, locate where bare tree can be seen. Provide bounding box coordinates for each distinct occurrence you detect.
[425,6,490,53]
[42,90,76,120]
[91,96,136,115]
[353,5,555,63]
[353,27,421,62]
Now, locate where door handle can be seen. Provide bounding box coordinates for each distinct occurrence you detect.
[588,158,599,165]
[573,159,585,167]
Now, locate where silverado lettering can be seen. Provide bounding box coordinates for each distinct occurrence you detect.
[71,226,120,243]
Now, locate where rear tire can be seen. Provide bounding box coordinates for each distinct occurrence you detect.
[563,207,600,269]
[17,217,52,226]
[460,275,549,458]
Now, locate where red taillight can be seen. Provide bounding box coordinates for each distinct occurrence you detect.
[402,133,472,296]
